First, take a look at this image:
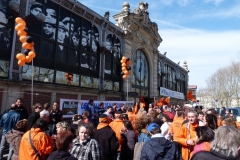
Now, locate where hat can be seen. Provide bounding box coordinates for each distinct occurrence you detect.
[237,116,240,122]
[73,114,83,121]
[99,114,109,123]
[147,123,160,132]
[30,2,43,10]
[62,17,75,24]
[44,17,56,26]
[58,22,67,31]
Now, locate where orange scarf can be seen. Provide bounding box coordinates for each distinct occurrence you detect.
[97,123,109,130]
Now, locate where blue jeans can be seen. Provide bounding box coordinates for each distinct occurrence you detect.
[0,135,13,160]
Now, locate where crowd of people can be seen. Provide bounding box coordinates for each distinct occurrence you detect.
[0,98,240,160]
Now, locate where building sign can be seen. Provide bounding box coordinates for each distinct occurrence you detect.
[60,98,134,118]
[160,87,185,99]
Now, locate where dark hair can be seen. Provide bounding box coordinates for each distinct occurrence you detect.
[195,126,214,144]
[32,103,42,111]
[72,32,80,39]
[208,109,217,115]
[198,112,204,116]
[16,98,23,102]
[10,104,17,110]
[122,114,129,120]
[135,116,151,134]
[124,120,133,130]
[205,114,218,130]
[99,102,104,107]
[56,130,74,151]
[33,118,48,130]
[150,127,161,135]
[163,114,171,122]
[14,119,28,132]
[107,106,112,109]
[89,100,93,104]
[148,110,157,120]
[127,107,133,112]
[43,103,50,110]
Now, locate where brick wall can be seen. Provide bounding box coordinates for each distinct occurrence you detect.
[56,93,78,104]
[81,95,97,101]
[23,91,51,115]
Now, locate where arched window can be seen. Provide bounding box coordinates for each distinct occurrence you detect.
[131,50,149,96]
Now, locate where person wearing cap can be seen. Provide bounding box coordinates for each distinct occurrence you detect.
[94,114,118,160]
[25,2,43,34]
[68,114,83,138]
[109,111,124,159]
[62,17,75,37]
[43,17,55,40]
[6,119,28,160]
[140,123,178,160]
[56,22,68,62]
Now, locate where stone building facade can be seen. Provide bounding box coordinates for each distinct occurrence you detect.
[0,0,188,114]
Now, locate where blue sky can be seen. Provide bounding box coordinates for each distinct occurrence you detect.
[79,0,240,89]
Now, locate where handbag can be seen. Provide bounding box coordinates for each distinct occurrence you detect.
[133,135,145,160]
[29,131,43,160]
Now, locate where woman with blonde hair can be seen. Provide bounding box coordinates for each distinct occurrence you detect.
[56,121,69,134]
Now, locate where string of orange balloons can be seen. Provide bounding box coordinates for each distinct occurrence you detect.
[15,17,36,66]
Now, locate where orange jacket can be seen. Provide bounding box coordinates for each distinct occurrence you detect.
[169,116,185,141]
[127,112,137,128]
[19,128,54,160]
[175,122,200,160]
[109,119,124,151]
[217,118,222,127]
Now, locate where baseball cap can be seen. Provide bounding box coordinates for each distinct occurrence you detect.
[72,114,83,121]
[147,123,160,132]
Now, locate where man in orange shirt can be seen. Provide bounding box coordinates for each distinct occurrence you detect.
[175,110,204,160]
[109,111,124,160]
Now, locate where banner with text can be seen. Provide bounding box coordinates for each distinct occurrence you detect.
[160,87,185,100]
[60,99,134,118]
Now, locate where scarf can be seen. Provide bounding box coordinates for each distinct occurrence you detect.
[97,123,109,130]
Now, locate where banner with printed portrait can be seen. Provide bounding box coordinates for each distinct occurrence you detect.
[60,98,134,118]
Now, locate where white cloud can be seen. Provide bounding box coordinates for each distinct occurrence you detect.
[158,29,240,88]
[203,0,224,6]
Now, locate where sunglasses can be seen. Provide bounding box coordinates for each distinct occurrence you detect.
[37,106,42,109]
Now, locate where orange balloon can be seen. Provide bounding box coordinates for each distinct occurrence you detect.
[19,36,26,43]
[28,51,36,59]
[18,60,25,66]
[15,17,25,25]
[122,67,126,71]
[16,53,26,60]
[126,71,130,75]
[124,70,129,75]
[120,60,123,63]
[121,63,126,67]
[122,56,126,62]
[22,42,31,50]
[126,61,130,66]
[17,30,27,37]
[25,56,32,63]
[123,75,127,79]
[15,23,25,31]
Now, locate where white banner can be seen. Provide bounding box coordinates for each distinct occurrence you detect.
[60,99,134,118]
[160,87,185,100]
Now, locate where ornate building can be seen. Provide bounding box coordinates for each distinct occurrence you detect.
[0,0,188,113]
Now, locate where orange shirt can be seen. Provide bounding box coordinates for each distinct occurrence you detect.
[109,119,124,151]
[169,116,185,140]
[175,122,199,160]
[19,128,54,160]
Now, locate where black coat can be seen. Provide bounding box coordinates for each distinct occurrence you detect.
[120,130,135,160]
[191,150,238,160]
[4,106,28,120]
[47,150,77,160]
[27,112,40,130]
[94,126,119,160]
[140,136,178,160]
